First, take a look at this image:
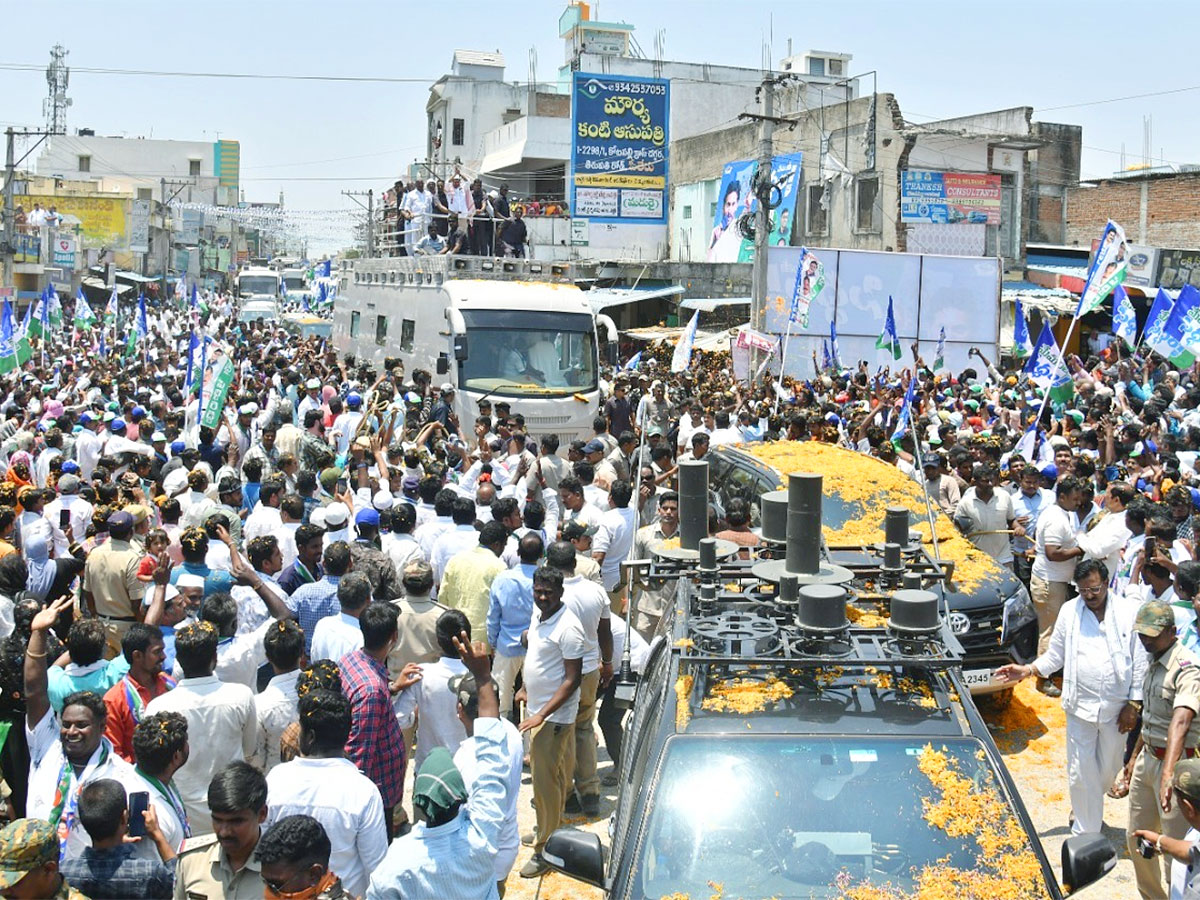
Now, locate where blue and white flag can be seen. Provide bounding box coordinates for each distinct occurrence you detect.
[1013,423,1039,462]
[670,310,700,374]
[1162,283,1200,367]
[875,296,902,360]
[1145,288,1178,360]
[1012,299,1033,359]
[1076,220,1128,317]
[829,319,841,370]
[891,376,918,443]
[316,260,332,278]
[136,293,149,341]
[1112,285,1137,348]
[623,351,642,371]
[18,299,32,339]
[1025,323,1073,403]
[821,338,832,373]
[280,279,288,299]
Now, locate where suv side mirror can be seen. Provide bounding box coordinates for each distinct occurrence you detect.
[453,335,468,362]
[436,355,449,375]
[606,343,618,366]
[1061,833,1115,894]
[543,829,604,888]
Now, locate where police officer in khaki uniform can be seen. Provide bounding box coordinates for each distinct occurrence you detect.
[81,510,146,658]
[1133,758,1200,899]
[173,761,268,900]
[0,818,87,899]
[1127,598,1200,899]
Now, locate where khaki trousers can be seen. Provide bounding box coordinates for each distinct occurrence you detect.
[529,719,575,854]
[492,652,524,717]
[573,669,601,798]
[1029,575,1069,657]
[634,610,662,643]
[98,618,135,660]
[1127,746,1190,899]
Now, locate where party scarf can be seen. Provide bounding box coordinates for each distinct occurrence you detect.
[48,741,110,858]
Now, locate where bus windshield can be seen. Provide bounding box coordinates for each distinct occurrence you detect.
[461,309,597,396]
[238,276,278,297]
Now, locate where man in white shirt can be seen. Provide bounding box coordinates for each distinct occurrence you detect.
[243,478,285,543]
[382,503,423,576]
[547,541,612,820]
[394,609,470,771]
[953,463,1017,567]
[1076,481,1134,583]
[451,670,524,888]
[43,473,92,558]
[311,572,371,663]
[997,559,1145,836]
[558,476,603,532]
[145,621,259,834]
[593,480,637,600]
[415,490,456,563]
[255,620,304,772]
[429,498,481,588]
[400,181,433,256]
[73,412,106,480]
[231,536,289,636]
[1030,475,1086,695]
[516,566,585,878]
[266,687,388,898]
[23,595,135,861]
[127,710,191,858]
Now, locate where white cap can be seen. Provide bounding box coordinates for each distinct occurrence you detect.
[324,502,350,527]
[372,490,394,511]
[176,573,205,590]
[310,507,327,529]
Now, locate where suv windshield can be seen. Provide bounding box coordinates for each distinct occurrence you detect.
[632,735,1043,900]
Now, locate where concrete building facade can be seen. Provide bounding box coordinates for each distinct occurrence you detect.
[669,102,1081,266]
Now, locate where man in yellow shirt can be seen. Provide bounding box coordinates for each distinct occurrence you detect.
[437,522,507,653]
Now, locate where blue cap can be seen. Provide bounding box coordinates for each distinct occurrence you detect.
[582,439,605,455]
[170,440,185,453]
[78,412,93,425]
[355,508,380,527]
[109,418,127,433]
[131,406,146,419]
[1039,463,1058,479]
[106,510,133,529]
[1191,488,1200,510]
[346,392,362,408]
[61,460,80,475]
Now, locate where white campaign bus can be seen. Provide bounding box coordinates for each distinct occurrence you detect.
[235,266,281,323]
[334,256,616,443]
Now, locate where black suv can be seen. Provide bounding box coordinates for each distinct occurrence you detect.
[705,444,1038,697]
[543,517,1115,898]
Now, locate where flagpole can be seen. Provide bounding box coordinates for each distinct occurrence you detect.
[774,322,795,416]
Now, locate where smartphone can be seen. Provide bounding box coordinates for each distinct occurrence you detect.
[127,791,150,838]
[1144,536,1157,561]
[336,478,349,494]
[1137,836,1156,859]
[59,509,70,529]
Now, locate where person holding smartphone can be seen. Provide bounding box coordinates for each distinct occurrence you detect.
[59,778,176,898]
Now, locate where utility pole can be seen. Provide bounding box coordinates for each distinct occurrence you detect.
[2,127,60,290]
[159,178,191,298]
[341,190,375,256]
[738,72,797,379]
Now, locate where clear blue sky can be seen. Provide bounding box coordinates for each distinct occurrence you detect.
[3,0,1195,232]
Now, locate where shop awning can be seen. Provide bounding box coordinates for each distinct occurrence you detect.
[679,296,751,312]
[586,284,684,313]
